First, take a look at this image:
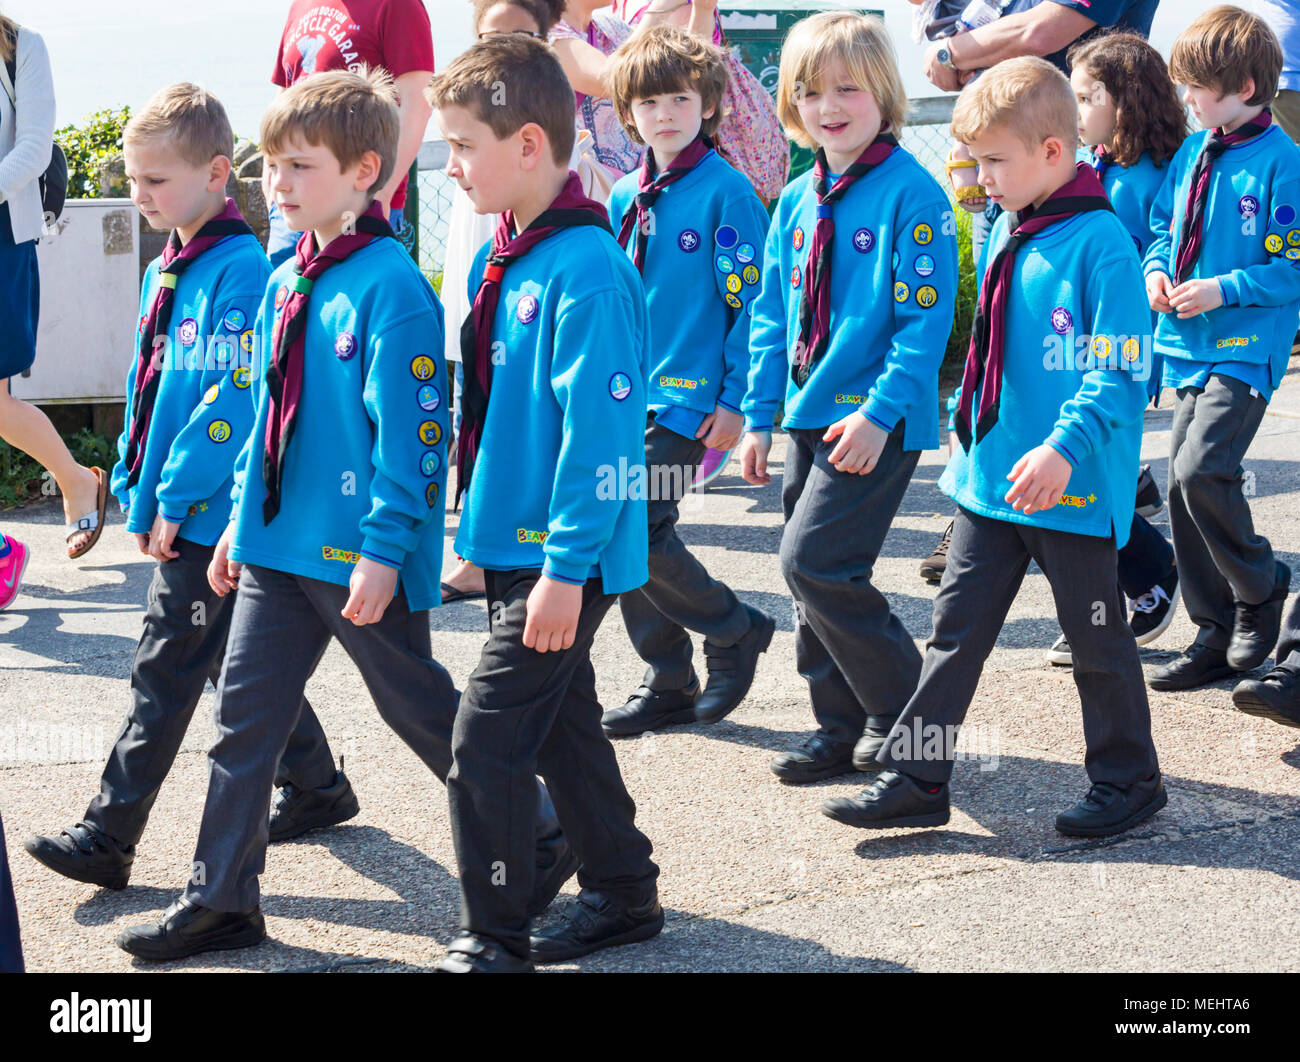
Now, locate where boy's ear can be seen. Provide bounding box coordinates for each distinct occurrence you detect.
[208,154,233,192]
[1238,76,1257,103]
[702,103,716,122]
[351,149,384,192]
[1042,135,1066,165]
[517,121,547,172]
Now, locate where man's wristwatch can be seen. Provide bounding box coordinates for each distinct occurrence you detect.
[936,46,957,71]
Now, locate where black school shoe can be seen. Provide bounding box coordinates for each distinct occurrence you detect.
[1134,464,1164,518]
[1147,642,1236,691]
[268,762,360,843]
[1055,773,1167,837]
[1226,561,1292,671]
[437,934,534,973]
[1232,664,1300,729]
[24,822,133,890]
[822,769,950,829]
[117,895,265,961]
[529,888,664,964]
[696,606,777,724]
[1130,569,1180,646]
[850,718,896,772]
[918,520,954,585]
[602,679,700,737]
[770,732,856,784]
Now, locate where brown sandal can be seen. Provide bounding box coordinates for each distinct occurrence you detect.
[66,466,108,560]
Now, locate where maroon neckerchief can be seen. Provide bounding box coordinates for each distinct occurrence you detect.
[456,171,611,505]
[1174,109,1272,284]
[261,200,393,523]
[792,133,898,387]
[616,134,713,272]
[123,198,255,489]
[955,163,1114,450]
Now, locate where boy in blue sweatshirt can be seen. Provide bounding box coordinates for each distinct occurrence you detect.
[739,13,957,786]
[826,58,1165,838]
[600,26,776,736]
[24,84,347,893]
[1143,6,1299,693]
[430,37,662,973]
[116,70,573,962]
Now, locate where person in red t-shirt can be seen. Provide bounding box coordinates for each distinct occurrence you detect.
[265,0,435,266]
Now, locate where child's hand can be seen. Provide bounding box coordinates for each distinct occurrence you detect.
[132,532,150,555]
[1168,278,1223,319]
[1146,271,1174,314]
[208,524,241,596]
[148,513,181,563]
[341,558,398,626]
[739,430,772,485]
[696,405,743,452]
[1004,445,1072,514]
[524,575,582,653]
[824,413,888,475]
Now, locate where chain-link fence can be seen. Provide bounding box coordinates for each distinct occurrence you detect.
[415,95,959,292]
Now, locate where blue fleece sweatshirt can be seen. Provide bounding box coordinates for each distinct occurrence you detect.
[743,146,957,451]
[607,149,770,439]
[940,208,1150,547]
[227,238,449,611]
[454,225,650,593]
[1142,122,1300,398]
[110,233,268,546]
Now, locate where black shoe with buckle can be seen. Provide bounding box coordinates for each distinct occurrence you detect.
[1226,561,1291,672]
[821,769,950,829]
[437,933,534,973]
[1055,773,1167,837]
[850,717,896,772]
[770,732,856,784]
[268,761,360,843]
[1148,642,1235,691]
[919,520,954,585]
[24,822,133,890]
[1232,663,1300,729]
[696,606,776,724]
[601,679,700,737]
[529,888,664,964]
[1130,569,1179,646]
[117,895,265,961]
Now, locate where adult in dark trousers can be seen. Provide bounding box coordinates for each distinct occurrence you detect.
[0,810,23,972]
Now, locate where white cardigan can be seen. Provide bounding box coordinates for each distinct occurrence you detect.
[0,26,55,245]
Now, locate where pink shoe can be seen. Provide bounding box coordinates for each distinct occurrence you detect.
[694,447,731,488]
[0,536,30,611]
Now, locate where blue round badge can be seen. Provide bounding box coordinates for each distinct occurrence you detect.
[678,229,701,253]
[714,224,739,249]
[852,228,875,253]
[609,372,632,401]
[418,385,441,412]
[421,450,441,478]
[913,254,935,278]
[716,254,735,275]
[1239,194,1260,218]
[223,308,246,332]
[335,332,357,360]
[1050,306,1073,334]
[516,295,539,324]
[1275,204,1297,227]
[736,243,755,264]
[178,318,198,346]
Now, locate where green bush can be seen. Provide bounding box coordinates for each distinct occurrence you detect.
[57,106,132,200]
[0,430,116,510]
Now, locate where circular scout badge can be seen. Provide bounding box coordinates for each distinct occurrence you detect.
[223,308,246,332]
[1239,194,1260,217]
[421,450,441,478]
[609,372,632,401]
[913,223,933,245]
[852,228,875,253]
[418,385,441,412]
[1092,335,1112,359]
[1267,233,1286,254]
[425,482,440,508]
[203,384,220,405]
[714,224,739,249]
[240,330,254,354]
[516,294,539,324]
[1050,306,1073,334]
[335,332,357,359]
[793,227,805,252]
[233,367,251,389]
[716,254,735,275]
[894,281,910,303]
[915,285,938,308]
[275,286,289,310]
[418,420,443,446]
[726,273,743,294]
[1288,229,1300,246]
[736,243,755,264]
[1288,248,1300,260]
[1122,338,1140,363]
[678,229,701,252]
[726,293,743,309]
[411,356,436,381]
[742,264,760,285]
[791,266,801,289]
[178,318,199,346]
[913,254,935,278]
[208,420,232,444]
[1275,204,1297,227]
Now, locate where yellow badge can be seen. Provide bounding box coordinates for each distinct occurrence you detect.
[916,285,938,309]
[1092,335,1112,359]
[913,223,933,245]
[1121,337,1140,362]
[240,329,254,353]
[1266,233,1285,254]
[425,482,440,508]
[726,273,742,294]
[725,293,743,309]
[207,420,232,444]
[418,420,442,446]
[232,366,251,389]
[411,356,437,381]
[1288,229,1300,246]
[203,384,220,405]
[742,265,759,285]
[894,281,910,303]
[1288,248,1300,260]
